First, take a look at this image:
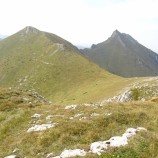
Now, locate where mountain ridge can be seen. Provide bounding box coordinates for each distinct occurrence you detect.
[82,30,158,77]
[0,27,158,158]
[0,26,132,104]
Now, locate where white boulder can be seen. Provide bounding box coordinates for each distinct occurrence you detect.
[60,149,86,158]
[90,127,147,155]
[109,136,128,147]
[74,114,82,117]
[4,155,17,158]
[90,141,108,155]
[27,123,56,132]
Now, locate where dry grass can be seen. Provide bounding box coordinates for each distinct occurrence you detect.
[0,88,158,157]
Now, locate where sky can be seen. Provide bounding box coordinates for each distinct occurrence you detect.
[0,0,158,52]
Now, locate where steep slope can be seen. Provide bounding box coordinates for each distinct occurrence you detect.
[82,30,158,77]
[0,27,132,104]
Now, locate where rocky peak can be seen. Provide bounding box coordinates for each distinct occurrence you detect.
[22,26,40,34]
[111,30,121,38]
[91,44,97,49]
[109,30,126,46]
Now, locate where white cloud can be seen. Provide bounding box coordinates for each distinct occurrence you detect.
[0,0,158,52]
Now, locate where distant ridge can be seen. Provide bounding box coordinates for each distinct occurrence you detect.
[82,30,158,77]
[0,34,7,39]
[0,26,126,104]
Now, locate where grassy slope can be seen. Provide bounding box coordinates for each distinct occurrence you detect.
[0,28,137,104]
[0,88,158,157]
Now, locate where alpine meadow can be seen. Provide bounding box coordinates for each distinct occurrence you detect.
[0,22,158,158]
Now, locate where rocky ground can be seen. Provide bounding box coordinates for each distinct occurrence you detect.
[0,83,158,157]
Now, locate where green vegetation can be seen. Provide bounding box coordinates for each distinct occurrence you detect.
[0,88,158,157]
[130,88,141,101]
[0,27,158,158]
[0,27,138,104]
[129,83,158,101]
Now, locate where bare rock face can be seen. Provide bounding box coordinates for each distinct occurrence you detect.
[22,26,39,34]
[82,30,158,77]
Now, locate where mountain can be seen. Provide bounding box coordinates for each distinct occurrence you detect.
[82,30,158,77]
[0,26,131,104]
[0,34,7,39]
[1,27,158,158]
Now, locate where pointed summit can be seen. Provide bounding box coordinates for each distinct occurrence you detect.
[111,30,121,38]
[82,30,158,77]
[22,26,40,34]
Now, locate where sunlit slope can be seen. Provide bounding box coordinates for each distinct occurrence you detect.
[0,88,158,157]
[0,27,134,104]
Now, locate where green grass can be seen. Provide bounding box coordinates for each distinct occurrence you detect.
[0,88,158,157]
[0,27,158,158]
[0,27,140,105]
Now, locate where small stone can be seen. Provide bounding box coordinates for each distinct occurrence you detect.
[31,113,42,118]
[12,148,19,153]
[46,153,53,158]
[46,115,53,120]
[27,123,56,132]
[64,105,77,110]
[4,155,17,158]
[79,117,87,121]
[91,112,99,117]
[123,128,137,138]
[136,127,147,132]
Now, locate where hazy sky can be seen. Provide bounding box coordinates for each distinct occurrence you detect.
[0,0,158,52]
